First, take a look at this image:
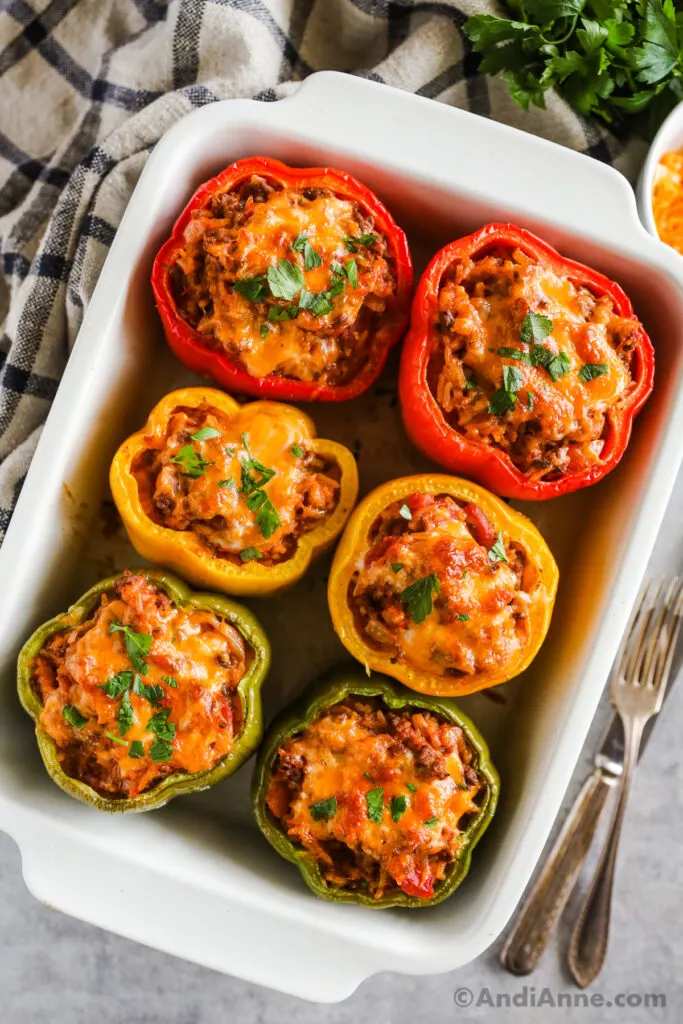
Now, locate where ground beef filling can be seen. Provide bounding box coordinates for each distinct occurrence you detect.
[32,572,248,799]
[429,246,640,479]
[267,698,486,900]
[349,493,532,678]
[132,404,340,565]
[169,175,397,385]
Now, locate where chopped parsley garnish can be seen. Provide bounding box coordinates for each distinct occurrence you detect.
[268,303,299,321]
[342,233,377,252]
[579,362,609,382]
[489,363,523,415]
[533,346,571,382]
[147,708,176,743]
[363,772,374,782]
[218,477,234,489]
[405,782,418,793]
[292,233,323,271]
[424,816,439,827]
[309,796,337,821]
[128,740,144,759]
[170,445,213,478]
[366,786,385,824]
[118,691,134,737]
[106,731,128,747]
[150,737,174,763]
[109,622,152,674]
[240,547,262,562]
[398,504,412,520]
[260,323,270,338]
[267,259,304,301]
[99,670,134,699]
[488,531,509,564]
[455,613,470,622]
[344,257,358,289]
[62,705,87,729]
[225,445,236,457]
[239,434,281,538]
[190,426,220,442]
[520,313,553,346]
[391,563,404,573]
[291,444,304,458]
[233,276,268,302]
[499,346,532,365]
[132,675,164,705]
[464,373,478,390]
[161,676,178,688]
[527,390,534,411]
[245,488,281,540]
[390,795,407,822]
[400,573,440,625]
[240,433,276,490]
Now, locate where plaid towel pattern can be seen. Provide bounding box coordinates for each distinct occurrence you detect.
[0,0,639,543]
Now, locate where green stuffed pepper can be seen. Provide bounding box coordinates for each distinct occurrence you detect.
[18,568,270,813]
[252,671,499,908]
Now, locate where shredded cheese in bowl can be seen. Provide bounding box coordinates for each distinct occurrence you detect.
[652,150,683,256]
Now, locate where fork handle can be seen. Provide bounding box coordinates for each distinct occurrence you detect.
[501,767,616,975]
[567,716,644,987]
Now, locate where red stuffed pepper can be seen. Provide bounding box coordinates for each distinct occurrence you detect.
[399,223,654,500]
[152,157,413,402]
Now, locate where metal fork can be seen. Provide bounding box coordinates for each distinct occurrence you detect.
[567,577,683,988]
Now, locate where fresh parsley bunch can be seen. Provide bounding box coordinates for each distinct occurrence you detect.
[464,1,683,138]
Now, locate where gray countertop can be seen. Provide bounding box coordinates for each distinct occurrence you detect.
[3,470,682,1023]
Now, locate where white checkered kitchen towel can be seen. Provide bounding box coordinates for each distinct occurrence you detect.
[0,0,643,543]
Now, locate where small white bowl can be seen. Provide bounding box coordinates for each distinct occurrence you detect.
[637,99,683,238]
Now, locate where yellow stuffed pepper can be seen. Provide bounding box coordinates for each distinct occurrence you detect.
[328,474,558,697]
[110,388,358,596]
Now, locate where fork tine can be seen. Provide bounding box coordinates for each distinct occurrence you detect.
[622,579,661,684]
[644,579,683,700]
[637,578,681,688]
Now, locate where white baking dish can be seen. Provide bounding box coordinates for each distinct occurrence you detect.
[1,72,683,1003]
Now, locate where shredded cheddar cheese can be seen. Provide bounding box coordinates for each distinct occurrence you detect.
[653,150,683,257]
[267,698,485,899]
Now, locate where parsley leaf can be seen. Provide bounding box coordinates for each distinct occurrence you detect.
[267,304,299,321]
[106,731,128,747]
[291,444,304,458]
[99,670,133,699]
[246,489,282,540]
[400,573,440,625]
[488,531,509,564]
[390,795,407,822]
[62,705,87,729]
[240,547,262,562]
[398,504,412,520]
[521,313,553,346]
[233,276,268,302]
[489,388,517,415]
[455,613,470,622]
[531,345,571,382]
[344,257,358,288]
[109,622,152,674]
[218,477,234,489]
[366,786,385,824]
[579,362,609,382]
[132,675,164,705]
[190,426,220,442]
[503,364,524,392]
[150,737,174,763]
[118,691,134,737]
[128,740,144,759]
[391,562,404,573]
[343,233,377,252]
[527,390,534,411]
[267,259,304,301]
[405,782,418,792]
[424,816,439,827]
[147,708,176,743]
[292,233,323,271]
[170,445,213,478]
[310,796,337,820]
[499,346,533,364]
[260,323,270,338]
[161,676,178,688]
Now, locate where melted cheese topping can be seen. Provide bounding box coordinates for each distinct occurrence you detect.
[267,699,484,899]
[351,495,531,677]
[652,150,683,256]
[134,403,339,563]
[433,248,639,478]
[173,177,396,383]
[34,573,247,799]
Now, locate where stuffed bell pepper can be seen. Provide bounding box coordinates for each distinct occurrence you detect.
[152,156,413,401]
[328,475,558,697]
[110,387,358,596]
[399,223,654,500]
[17,569,270,812]
[253,671,498,907]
